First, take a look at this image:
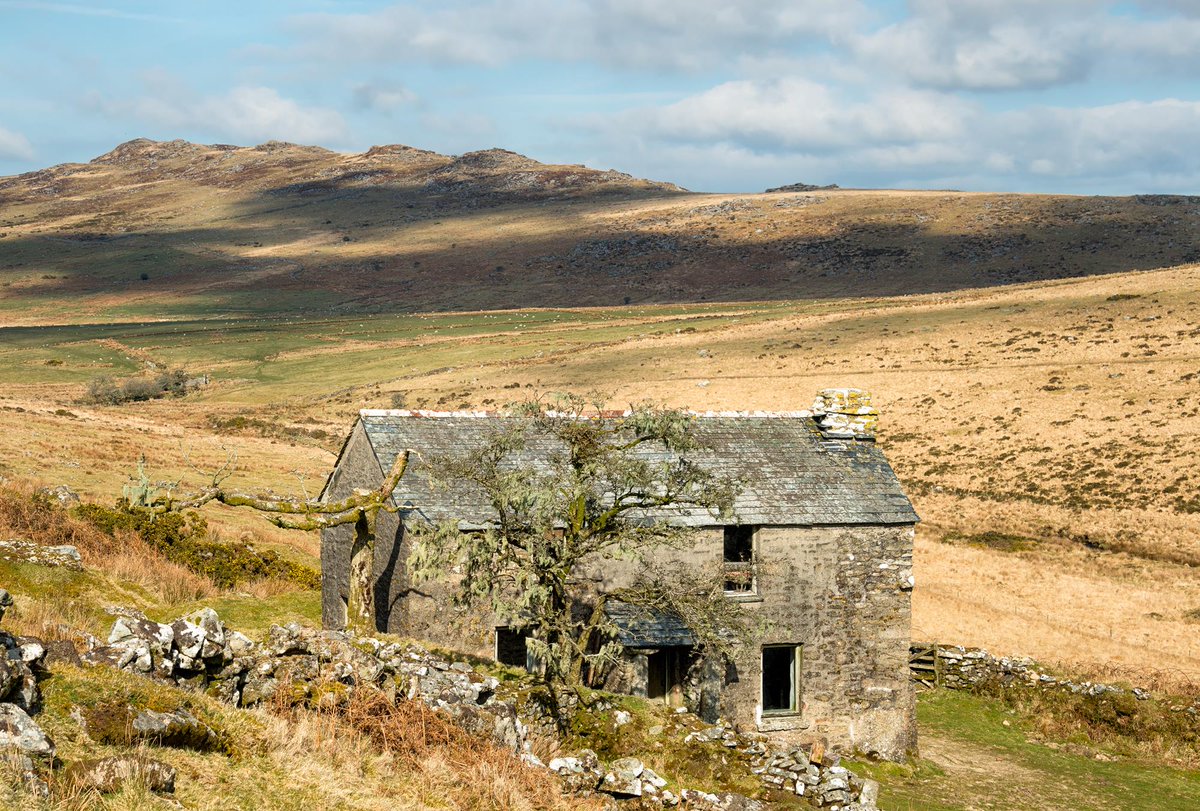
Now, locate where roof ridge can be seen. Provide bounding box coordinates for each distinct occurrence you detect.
[359,408,815,419]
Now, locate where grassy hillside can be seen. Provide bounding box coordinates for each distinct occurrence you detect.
[1,262,1197,684]
[2,139,1199,808]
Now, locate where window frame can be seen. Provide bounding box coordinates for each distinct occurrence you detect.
[760,643,802,717]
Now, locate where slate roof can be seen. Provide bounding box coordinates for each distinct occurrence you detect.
[348,410,918,527]
[605,602,696,648]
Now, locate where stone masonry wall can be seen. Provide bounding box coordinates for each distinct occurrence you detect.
[709,525,915,761]
[361,522,917,761]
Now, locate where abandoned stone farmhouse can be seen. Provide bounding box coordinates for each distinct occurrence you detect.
[320,390,919,760]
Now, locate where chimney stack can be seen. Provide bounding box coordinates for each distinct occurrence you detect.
[811,388,877,439]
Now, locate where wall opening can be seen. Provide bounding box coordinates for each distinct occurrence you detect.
[723,525,756,594]
[762,644,800,714]
[646,647,691,708]
[495,627,531,669]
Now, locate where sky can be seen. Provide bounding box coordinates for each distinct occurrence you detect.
[2,0,1200,193]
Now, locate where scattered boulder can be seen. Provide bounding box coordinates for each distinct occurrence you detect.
[548,748,604,793]
[66,755,176,794]
[678,789,766,810]
[0,704,54,758]
[132,708,220,751]
[601,756,645,797]
[35,485,80,508]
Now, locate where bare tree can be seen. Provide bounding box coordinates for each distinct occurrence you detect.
[407,395,755,703]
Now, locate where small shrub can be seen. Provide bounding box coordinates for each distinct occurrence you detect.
[941,530,1036,552]
[83,368,196,405]
[120,377,162,401]
[85,375,121,405]
[207,413,332,444]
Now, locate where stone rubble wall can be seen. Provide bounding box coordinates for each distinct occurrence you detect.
[911,643,1185,710]
[685,724,878,810]
[0,588,74,796]
[77,604,879,809]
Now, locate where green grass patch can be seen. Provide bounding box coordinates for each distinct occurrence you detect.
[177,589,322,637]
[853,690,1200,811]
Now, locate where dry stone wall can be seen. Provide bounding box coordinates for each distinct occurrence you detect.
[75,604,880,809]
[912,643,1167,706]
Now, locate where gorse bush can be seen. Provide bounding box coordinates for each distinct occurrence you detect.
[84,368,195,405]
[75,502,320,590]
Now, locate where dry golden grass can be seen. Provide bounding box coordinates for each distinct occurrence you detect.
[3,223,1198,687]
[267,688,603,811]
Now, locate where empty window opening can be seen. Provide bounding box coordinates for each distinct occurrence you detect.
[762,645,800,714]
[723,525,756,593]
[495,627,531,669]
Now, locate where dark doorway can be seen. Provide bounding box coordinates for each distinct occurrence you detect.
[647,647,691,707]
[495,627,530,669]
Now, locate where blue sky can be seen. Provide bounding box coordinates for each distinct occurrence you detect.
[2,0,1199,193]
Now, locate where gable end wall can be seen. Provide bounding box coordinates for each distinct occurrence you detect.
[320,421,384,630]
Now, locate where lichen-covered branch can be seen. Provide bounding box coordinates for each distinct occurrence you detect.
[138,450,411,632]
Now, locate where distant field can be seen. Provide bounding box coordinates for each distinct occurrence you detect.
[2,262,1198,684]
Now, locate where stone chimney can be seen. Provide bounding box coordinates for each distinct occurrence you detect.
[811,388,878,439]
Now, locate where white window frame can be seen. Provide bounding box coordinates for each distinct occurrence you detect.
[761,644,802,716]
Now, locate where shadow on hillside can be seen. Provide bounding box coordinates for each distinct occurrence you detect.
[4,181,1199,317]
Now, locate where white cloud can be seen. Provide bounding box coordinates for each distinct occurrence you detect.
[89,75,347,144]
[0,124,34,160]
[587,78,1200,192]
[352,82,419,112]
[846,0,1200,92]
[853,0,1104,90]
[288,0,868,71]
[606,78,973,156]
[998,98,1200,178]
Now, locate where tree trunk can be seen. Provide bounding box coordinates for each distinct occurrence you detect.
[347,511,375,632]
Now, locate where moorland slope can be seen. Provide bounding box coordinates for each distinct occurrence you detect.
[1,141,1198,683]
[1,138,1198,324]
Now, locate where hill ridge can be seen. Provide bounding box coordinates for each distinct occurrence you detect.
[0,137,1198,325]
